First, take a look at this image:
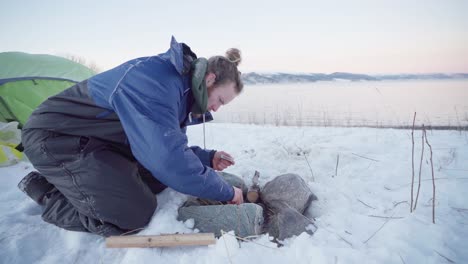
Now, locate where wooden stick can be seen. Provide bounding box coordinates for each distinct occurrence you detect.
[357,199,376,209]
[411,112,416,213]
[424,128,436,224]
[303,152,315,181]
[335,154,340,177]
[413,124,425,211]
[368,215,404,219]
[451,207,468,212]
[363,213,394,244]
[351,153,380,162]
[399,253,407,264]
[434,250,455,263]
[106,233,216,248]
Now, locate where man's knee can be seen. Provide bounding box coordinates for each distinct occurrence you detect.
[113,196,157,230]
[21,129,50,167]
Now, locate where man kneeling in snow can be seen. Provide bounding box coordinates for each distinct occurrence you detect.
[18,37,245,236]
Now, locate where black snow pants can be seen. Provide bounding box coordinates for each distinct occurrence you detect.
[21,128,167,237]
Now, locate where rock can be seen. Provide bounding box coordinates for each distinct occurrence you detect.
[178,173,318,241]
[182,172,247,207]
[178,203,264,238]
[260,173,316,214]
[264,207,317,241]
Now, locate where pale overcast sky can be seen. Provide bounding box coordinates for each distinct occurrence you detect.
[1,0,467,74]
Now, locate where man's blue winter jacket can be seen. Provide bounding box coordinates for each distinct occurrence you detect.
[23,37,235,202]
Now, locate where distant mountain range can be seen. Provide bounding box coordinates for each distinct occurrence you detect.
[241,72,468,85]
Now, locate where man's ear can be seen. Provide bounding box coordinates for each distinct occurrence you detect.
[205,72,217,87]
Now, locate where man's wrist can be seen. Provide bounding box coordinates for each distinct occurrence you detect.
[230,186,235,201]
[209,150,217,168]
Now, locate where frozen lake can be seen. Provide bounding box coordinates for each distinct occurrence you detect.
[213,79,468,128]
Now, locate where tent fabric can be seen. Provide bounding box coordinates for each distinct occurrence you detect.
[0,52,95,126]
[0,52,95,82]
[0,121,24,167]
[0,79,77,125]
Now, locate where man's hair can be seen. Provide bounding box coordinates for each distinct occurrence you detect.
[207,48,243,93]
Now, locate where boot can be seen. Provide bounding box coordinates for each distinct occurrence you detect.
[18,171,54,206]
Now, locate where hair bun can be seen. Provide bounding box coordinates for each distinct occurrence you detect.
[225,48,242,66]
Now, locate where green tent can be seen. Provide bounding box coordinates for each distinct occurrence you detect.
[0,121,23,166]
[0,52,95,166]
[0,52,95,127]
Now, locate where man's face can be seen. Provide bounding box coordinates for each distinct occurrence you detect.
[207,81,237,112]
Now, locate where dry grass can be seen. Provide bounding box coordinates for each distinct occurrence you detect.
[221,108,468,131]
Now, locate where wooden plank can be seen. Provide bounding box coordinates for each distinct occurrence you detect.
[106,233,216,248]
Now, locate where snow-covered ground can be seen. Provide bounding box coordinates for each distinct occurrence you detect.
[1,123,467,264]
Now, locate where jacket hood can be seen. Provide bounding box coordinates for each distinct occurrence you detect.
[160,36,197,76]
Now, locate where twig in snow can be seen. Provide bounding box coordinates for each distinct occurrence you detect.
[303,152,315,181]
[368,215,404,219]
[220,230,277,249]
[364,162,373,171]
[363,210,397,244]
[293,143,315,181]
[434,250,456,263]
[413,124,425,211]
[277,141,291,155]
[357,199,376,209]
[335,233,353,247]
[424,128,436,224]
[454,106,462,135]
[388,177,468,190]
[314,223,353,248]
[393,201,409,208]
[119,227,144,236]
[411,112,416,213]
[364,201,408,243]
[451,207,468,212]
[335,154,340,177]
[392,201,408,209]
[0,233,21,243]
[439,168,468,171]
[399,253,407,264]
[221,230,234,264]
[351,153,380,162]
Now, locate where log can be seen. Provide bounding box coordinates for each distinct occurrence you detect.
[247,185,260,203]
[106,233,216,248]
[247,171,261,203]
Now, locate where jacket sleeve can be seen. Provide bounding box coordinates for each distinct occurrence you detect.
[97,58,234,201]
[189,146,216,168]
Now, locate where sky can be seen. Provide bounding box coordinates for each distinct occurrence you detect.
[1,0,467,74]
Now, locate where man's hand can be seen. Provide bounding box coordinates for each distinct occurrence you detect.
[212,151,235,171]
[229,186,244,205]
